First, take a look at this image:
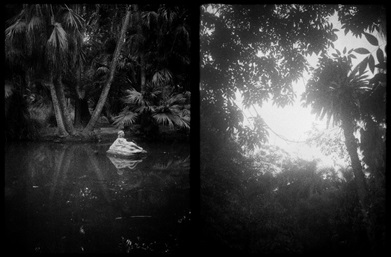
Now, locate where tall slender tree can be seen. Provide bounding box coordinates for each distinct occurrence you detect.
[82,5,132,133]
[302,41,386,250]
[5,4,84,136]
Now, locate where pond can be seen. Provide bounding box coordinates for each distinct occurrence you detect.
[4,140,190,254]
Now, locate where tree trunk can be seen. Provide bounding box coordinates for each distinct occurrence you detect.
[56,75,76,135]
[140,54,146,93]
[47,74,68,137]
[104,100,114,123]
[74,97,91,128]
[341,117,368,212]
[134,4,146,93]
[74,50,90,128]
[341,115,375,249]
[83,7,132,133]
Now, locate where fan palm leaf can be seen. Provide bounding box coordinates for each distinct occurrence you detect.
[113,107,139,128]
[46,22,68,67]
[153,112,175,129]
[62,7,85,31]
[152,68,173,86]
[122,89,146,106]
[27,16,43,33]
[5,20,27,39]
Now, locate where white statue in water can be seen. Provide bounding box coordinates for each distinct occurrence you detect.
[107,130,147,157]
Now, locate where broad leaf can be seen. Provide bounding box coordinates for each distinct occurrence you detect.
[376,48,384,64]
[368,54,375,73]
[363,32,379,46]
[354,48,370,55]
[358,57,368,75]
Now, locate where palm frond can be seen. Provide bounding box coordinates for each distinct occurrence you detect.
[62,8,85,31]
[47,22,68,51]
[123,89,145,106]
[5,20,27,40]
[135,105,155,114]
[46,22,68,65]
[113,108,139,128]
[5,83,14,99]
[153,109,190,130]
[166,93,187,106]
[169,112,190,129]
[27,16,43,33]
[152,68,173,86]
[153,112,175,129]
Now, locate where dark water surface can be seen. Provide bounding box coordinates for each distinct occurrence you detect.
[5,140,190,253]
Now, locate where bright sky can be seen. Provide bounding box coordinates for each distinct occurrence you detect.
[236,12,386,167]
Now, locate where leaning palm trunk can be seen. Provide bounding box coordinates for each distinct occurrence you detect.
[134,4,146,93]
[83,7,132,133]
[47,74,68,137]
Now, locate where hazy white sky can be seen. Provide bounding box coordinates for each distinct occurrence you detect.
[237,11,386,164]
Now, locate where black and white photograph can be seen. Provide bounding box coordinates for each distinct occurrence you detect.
[4,3,387,255]
[5,4,191,254]
[200,4,386,255]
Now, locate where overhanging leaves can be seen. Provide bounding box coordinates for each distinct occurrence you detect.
[376,48,384,64]
[368,54,375,73]
[354,48,370,55]
[363,32,379,46]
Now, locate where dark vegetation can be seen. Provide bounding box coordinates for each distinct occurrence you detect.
[5,4,191,142]
[200,4,386,254]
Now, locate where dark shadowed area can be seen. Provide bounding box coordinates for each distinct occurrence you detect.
[5,141,190,254]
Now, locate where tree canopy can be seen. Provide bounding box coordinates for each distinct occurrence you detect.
[5,4,192,140]
[200,4,386,254]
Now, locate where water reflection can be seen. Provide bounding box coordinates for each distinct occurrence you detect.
[107,155,144,174]
[5,141,190,253]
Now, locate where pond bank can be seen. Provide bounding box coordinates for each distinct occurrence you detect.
[35,125,189,144]
[38,126,121,143]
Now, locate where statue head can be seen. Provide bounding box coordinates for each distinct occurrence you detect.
[118,130,125,138]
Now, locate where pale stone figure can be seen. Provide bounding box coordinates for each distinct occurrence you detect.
[107,130,147,157]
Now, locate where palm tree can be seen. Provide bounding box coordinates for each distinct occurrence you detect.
[82,5,132,133]
[125,5,191,94]
[113,83,190,135]
[111,5,191,136]
[5,4,86,136]
[302,49,385,249]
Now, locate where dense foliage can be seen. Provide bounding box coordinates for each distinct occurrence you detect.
[5,4,191,141]
[200,4,386,254]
